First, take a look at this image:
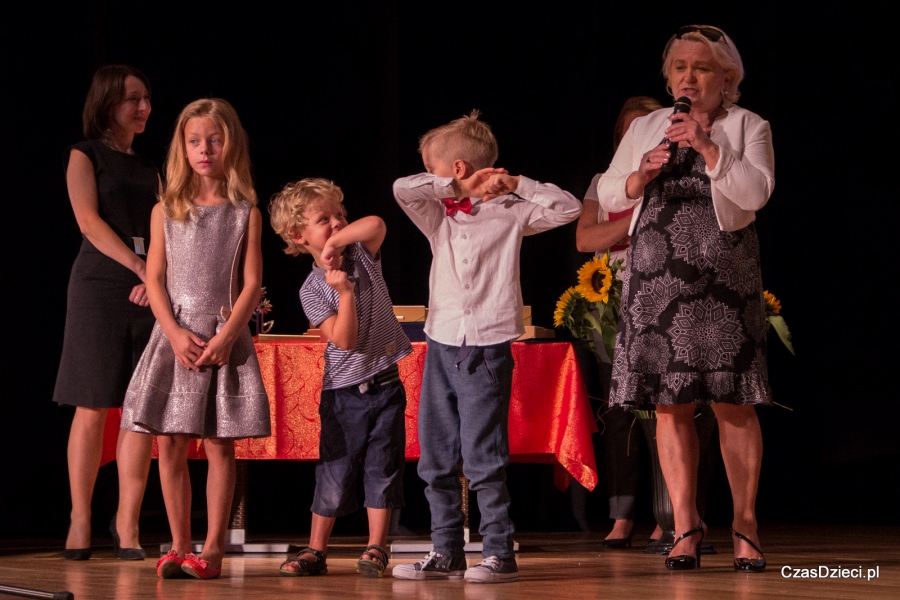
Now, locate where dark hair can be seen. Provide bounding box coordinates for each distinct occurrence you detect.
[612,96,663,151]
[82,65,151,140]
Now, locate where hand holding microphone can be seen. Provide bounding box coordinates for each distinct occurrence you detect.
[660,96,692,172]
[629,96,694,200]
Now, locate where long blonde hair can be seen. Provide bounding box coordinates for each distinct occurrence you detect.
[161,98,257,221]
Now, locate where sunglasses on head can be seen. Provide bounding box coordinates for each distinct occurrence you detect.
[676,26,726,43]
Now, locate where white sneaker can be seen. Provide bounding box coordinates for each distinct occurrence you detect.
[392,551,467,580]
[464,555,519,583]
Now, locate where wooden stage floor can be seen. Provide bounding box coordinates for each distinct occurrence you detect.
[1,524,897,599]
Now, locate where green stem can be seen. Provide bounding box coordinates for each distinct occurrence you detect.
[583,310,602,333]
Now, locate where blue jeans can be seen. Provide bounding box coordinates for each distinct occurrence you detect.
[417,336,515,559]
[311,379,406,518]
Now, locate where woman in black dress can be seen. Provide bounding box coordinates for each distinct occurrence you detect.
[598,26,774,571]
[55,65,159,560]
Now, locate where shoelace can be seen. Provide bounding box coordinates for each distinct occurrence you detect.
[477,556,501,570]
[417,551,439,569]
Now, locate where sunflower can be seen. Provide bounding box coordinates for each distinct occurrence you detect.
[554,287,580,327]
[576,256,613,303]
[763,290,781,315]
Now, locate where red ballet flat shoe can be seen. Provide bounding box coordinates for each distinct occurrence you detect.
[156,551,188,579]
[181,553,222,579]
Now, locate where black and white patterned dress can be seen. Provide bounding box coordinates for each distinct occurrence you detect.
[609,147,772,407]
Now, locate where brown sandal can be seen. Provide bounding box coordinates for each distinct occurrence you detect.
[279,547,327,576]
[356,544,389,578]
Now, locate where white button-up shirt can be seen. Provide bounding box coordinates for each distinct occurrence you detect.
[394,173,582,346]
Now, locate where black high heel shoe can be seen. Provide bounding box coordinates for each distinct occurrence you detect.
[665,521,706,570]
[732,529,766,572]
[63,547,92,561]
[109,515,146,560]
[64,523,91,560]
[602,530,635,549]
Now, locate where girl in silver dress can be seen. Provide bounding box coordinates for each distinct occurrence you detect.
[121,98,270,580]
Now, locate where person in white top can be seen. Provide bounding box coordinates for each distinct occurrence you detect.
[597,26,773,572]
[392,111,581,583]
[577,96,664,550]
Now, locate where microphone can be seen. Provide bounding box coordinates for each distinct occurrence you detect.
[660,96,692,173]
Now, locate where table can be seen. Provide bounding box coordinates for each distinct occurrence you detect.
[221,340,595,489]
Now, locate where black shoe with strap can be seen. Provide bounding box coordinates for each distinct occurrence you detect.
[665,521,706,570]
[732,529,766,572]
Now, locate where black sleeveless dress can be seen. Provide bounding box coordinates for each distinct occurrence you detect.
[609,147,772,407]
[53,140,158,408]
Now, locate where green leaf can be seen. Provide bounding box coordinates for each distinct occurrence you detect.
[767,315,795,355]
[600,322,618,362]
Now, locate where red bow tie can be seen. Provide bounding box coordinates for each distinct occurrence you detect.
[442,197,472,216]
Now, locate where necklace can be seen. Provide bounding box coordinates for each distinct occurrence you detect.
[102,136,134,155]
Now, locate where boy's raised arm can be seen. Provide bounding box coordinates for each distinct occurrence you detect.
[393,174,456,236]
[456,168,513,200]
[511,176,582,234]
[322,216,387,268]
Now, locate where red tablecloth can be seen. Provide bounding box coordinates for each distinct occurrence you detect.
[107,341,598,491]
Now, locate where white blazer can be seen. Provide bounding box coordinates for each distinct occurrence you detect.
[597,104,774,233]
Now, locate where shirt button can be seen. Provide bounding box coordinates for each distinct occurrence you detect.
[463,259,469,264]
[465,310,471,315]
[464,284,470,289]
[462,234,467,239]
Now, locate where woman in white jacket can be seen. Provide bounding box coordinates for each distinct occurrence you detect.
[598,25,773,572]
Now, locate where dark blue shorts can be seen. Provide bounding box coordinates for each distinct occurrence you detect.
[311,377,407,517]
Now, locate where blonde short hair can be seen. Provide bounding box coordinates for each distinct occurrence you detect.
[268,178,345,256]
[418,109,499,170]
[161,98,256,222]
[662,25,744,106]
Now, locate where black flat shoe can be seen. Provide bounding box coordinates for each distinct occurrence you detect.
[63,548,91,561]
[665,521,706,570]
[602,531,634,549]
[109,515,146,561]
[732,529,766,572]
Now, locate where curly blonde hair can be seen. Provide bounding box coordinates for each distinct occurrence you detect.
[418,109,498,170]
[161,98,257,222]
[268,178,345,256]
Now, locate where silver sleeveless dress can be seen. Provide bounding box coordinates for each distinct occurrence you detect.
[121,201,271,439]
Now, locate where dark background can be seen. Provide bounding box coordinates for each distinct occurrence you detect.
[3,2,896,544]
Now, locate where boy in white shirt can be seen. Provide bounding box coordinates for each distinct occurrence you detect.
[391,111,581,583]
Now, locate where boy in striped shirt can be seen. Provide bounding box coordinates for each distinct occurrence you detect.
[269,178,412,578]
